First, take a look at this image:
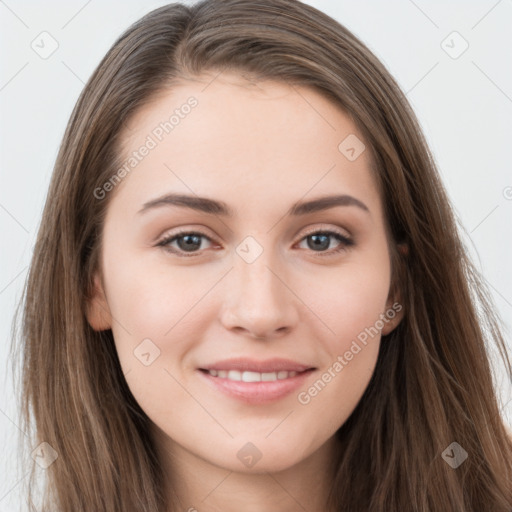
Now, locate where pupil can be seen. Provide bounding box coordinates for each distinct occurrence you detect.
[179,234,201,252]
[309,234,329,251]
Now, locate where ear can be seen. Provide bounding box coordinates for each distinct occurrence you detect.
[85,272,112,331]
[381,242,407,335]
[381,298,405,335]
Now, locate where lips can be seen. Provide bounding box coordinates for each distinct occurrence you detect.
[197,357,316,404]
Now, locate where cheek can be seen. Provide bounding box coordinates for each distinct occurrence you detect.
[294,272,388,431]
[102,252,223,405]
[104,253,213,339]
[103,260,196,414]
[296,257,390,408]
[304,259,391,348]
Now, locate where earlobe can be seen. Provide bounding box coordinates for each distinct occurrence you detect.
[397,242,409,256]
[381,299,405,335]
[85,272,112,331]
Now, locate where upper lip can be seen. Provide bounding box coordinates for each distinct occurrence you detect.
[199,357,315,373]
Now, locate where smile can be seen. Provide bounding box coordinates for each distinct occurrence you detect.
[198,367,316,404]
[203,369,298,381]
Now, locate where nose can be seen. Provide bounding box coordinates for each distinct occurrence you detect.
[219,252,299,340]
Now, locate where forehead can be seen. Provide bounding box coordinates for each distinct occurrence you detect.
[113,72,381,220]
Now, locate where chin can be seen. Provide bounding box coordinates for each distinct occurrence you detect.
[211,437,314,474]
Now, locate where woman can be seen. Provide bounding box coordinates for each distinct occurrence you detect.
[15,0,512,510]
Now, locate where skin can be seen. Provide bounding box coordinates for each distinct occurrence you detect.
[86,72,404,512]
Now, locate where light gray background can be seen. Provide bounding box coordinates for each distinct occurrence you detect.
[1,0,511,509]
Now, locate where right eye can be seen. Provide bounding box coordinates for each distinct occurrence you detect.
[156,230,216,257]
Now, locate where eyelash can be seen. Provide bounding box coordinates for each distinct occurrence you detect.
[156,227,354,258]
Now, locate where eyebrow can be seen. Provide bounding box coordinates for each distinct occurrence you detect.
[137,193,370,217]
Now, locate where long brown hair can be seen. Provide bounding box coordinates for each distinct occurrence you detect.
[13,0,512,510]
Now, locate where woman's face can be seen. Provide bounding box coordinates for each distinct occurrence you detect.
[87,72,402,474]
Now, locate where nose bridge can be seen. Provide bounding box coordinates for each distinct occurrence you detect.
[234,242,286,308]
[220,237,298,337]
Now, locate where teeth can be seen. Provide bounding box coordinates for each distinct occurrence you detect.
[242,371,260,382]
[228,370,242,381]
[207,369,299,381]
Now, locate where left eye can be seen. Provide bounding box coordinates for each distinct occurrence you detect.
[297,231,353,254]
[157,230,353,257]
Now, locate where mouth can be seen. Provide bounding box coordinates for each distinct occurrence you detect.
[199,368,310,382]
[197,358,316,404]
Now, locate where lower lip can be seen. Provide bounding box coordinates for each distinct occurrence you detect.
[198,369,316,404]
